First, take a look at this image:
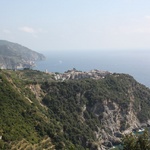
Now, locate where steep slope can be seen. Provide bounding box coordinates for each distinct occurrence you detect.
[41,73,150,149]
[0,70,57,149]
[0,40,45,69]
[1,69,150,150]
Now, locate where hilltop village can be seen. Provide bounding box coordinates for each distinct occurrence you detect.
[48,68,111,81]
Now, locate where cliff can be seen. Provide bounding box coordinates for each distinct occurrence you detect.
[0,69,150,150]
[0,40,45,69]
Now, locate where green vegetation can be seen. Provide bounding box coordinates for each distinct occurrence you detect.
[6,69,55,83]
[121,130,150,150]
[0,70,58,149]
[1,69,150,149]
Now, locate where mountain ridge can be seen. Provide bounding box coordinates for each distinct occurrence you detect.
[0,40,45,69]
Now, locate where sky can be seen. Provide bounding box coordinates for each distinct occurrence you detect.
[1,0,150,52]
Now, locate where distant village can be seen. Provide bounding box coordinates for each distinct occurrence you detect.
[47,68,111,81]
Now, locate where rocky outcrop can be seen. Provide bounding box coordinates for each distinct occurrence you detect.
[91,99,140,148]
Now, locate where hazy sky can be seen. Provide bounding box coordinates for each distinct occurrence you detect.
[1,0,150,52]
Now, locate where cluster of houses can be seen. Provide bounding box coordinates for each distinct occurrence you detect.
[51,68,111,81]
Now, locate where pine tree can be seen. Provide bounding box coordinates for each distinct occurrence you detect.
[122,130,150,150]
[137,130,150,150]
[122,133,137,150]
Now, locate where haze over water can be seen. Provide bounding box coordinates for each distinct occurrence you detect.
[1,1,150,88]
[35,50,150,88]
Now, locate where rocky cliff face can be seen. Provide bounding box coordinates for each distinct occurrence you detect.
[90,99,140,148]
[67,91,142,149]
[0,40,45,69]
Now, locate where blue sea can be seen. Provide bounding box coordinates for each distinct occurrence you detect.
[35,50,150,88]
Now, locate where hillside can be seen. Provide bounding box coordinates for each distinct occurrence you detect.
[0,40,45,69]
[1,69,150,149]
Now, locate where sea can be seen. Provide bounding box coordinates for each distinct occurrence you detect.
[34,50,150,88]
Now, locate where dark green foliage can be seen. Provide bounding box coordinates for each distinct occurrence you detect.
[41,73,150,149]
[122,130,150,150]
[0,140,4,149]
[41,74,133,148]
[1,69,150,149]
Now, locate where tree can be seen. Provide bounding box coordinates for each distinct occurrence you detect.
[122,130,150,150]
[137,130,150,150]
[122,133,138,150]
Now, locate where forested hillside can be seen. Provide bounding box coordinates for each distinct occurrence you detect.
[1,69,150,150]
